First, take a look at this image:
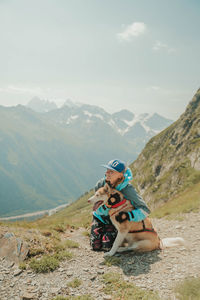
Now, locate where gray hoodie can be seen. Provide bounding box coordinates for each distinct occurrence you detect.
[95,178,150,215]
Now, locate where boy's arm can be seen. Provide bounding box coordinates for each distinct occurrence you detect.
[116,208,148,223]
[121,184,151,214]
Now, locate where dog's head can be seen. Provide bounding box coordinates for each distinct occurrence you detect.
[88,184,109,204]
[88,183,124,210]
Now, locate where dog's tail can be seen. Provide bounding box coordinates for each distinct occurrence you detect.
[160,237,187,249]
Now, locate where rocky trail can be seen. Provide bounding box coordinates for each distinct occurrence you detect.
[0,212,200,300]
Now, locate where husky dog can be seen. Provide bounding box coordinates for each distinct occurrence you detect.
[88,184,186,256]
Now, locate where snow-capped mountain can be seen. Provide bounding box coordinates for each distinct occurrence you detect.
[46,103,172,138]
[27,97,172,136]
[27,97,173,155]
[27,97,58,112]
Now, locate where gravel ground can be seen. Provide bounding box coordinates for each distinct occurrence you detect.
[0,212,199,300]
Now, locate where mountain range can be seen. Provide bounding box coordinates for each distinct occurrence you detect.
[27,97,173,155]
[0,98,172,217]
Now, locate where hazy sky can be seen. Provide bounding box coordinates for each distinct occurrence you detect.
[1,0,200,119]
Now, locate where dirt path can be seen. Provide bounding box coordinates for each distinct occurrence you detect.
[0,212,199,299]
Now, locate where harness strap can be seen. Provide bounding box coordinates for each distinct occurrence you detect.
[102,204,108,211]
[129,220,157,234]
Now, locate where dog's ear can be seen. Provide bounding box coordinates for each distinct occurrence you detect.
[104,183,111,193]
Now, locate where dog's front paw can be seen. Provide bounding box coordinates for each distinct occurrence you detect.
[104,251,113,257]
[117,247,126,253]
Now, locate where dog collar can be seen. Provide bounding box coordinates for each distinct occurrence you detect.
[110,198,126,208]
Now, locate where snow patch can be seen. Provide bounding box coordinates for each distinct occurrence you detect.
[86,119,92,124]
[66,115,79,125]
[84,110,92,117]
[108,120,124,135]
[84,111,104,121]
[94,114,104,120]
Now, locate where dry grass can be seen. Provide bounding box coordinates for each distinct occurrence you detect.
[174,277,200,300]
[151,182,200,219]
[101,272,160,300]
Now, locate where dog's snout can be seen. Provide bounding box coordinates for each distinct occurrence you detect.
[88,196,93,203]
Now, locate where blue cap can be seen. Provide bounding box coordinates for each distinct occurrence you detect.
[102,159,126,173]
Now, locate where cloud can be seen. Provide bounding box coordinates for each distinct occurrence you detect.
[117,22,147,42]
[152,41,176,53]
[0,85,44,95]
[149,86,161,91]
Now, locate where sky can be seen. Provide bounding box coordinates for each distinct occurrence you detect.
[0,0,200,119]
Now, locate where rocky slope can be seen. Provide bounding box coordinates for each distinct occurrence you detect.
[130,89,200,208]
[0,212,199,300]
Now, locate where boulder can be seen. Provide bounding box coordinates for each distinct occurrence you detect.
[0,232,29,263]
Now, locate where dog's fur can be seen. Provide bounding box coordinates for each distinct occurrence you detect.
[88,184,186,256]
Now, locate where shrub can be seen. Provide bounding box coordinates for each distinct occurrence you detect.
[28,247,45,257]
[29,255,59,273]
[19,262,27,270]
[53,250,73,261]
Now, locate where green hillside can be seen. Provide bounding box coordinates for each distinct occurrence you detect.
[130,89,200,209]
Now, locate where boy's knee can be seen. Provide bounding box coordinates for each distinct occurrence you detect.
[90,238,102,251]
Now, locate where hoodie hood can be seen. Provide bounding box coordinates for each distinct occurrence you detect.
[115,167,133,191]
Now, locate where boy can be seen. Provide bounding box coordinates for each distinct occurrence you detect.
[90,159,150,251]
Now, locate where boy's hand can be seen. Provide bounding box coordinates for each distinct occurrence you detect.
[115,211,131,223]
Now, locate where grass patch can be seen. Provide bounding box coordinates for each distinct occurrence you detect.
[151,181,200,219]
[64,239,79,248]
[174,277,200,300]
[29,248,73,273]
[28,247,45,257]
[101,272,160,300]
[29,255,60,273]
[52,240,79,252]
[41,230,52,237]
[19,262,27,270]
[67,278,82,288]
[53,224,66,233]
[53,250,73,261]
[82,231,90,237]
[102,256,121,267]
